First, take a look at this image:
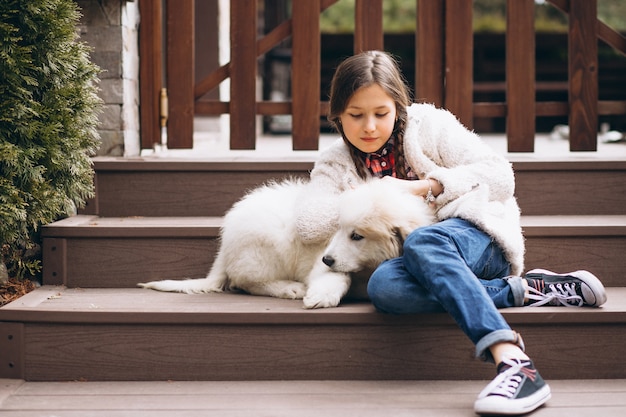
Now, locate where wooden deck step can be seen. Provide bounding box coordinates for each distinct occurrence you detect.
[1,286,625,382]
[86,157,626,217]
[41,214,626,288]
[2,378,626,416]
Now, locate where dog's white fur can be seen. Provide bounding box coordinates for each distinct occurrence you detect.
[138,178,435,308]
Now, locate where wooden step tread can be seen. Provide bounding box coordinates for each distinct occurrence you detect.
[92,155,626,169]
[42,215,223,237]
[2,378,626,416]
[42,214,626,238]
[2,286,625,326]
[93,157,316,170]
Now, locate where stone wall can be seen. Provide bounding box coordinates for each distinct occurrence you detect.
[76,0,139,156]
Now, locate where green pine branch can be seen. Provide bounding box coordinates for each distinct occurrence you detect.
[0,0,102,281]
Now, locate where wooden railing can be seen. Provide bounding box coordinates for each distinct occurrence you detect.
[139,0,626,152]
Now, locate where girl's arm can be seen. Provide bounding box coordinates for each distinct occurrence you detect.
[406,104,515,206]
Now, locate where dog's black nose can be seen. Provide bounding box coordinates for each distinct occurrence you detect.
[322,255,335,267]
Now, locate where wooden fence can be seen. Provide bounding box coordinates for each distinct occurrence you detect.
[139,0,626,152]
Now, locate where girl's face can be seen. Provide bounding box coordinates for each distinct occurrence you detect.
[339,83,397,154]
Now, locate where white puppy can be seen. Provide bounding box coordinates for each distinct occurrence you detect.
[139,178,435,308]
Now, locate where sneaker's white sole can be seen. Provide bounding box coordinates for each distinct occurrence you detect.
[474,383,551,415]
[526,268,608,307]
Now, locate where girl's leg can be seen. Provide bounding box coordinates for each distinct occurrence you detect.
[368,259,520,314]
[368,218,552,415]
[367,218,524,360]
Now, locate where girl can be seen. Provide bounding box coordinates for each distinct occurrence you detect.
[295,50,607,416]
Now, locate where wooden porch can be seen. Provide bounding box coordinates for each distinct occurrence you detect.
[1,1,626,414]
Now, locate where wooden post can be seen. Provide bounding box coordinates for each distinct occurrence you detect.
[416,0,445,107]
[166,0,194,149]
[138,0,163,150]
[444,0,473,129]
[230,0,257,149]
[292,0,321,150]
[506,0,536,152]
[354,0,383,53]
[569,0,598,151]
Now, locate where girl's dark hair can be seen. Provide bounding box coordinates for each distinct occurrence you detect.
[328,50,412,179]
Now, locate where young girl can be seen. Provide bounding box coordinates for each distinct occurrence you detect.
[296,50,607,416]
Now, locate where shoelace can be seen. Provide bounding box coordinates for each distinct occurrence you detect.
[526,282,583,307]
[477,357,530,399]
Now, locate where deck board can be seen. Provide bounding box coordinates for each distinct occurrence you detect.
[1,379,625,416]
[2,287,626,325]
[42,214,626,238]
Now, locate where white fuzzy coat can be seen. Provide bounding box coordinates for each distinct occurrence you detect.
[295,103,525,276]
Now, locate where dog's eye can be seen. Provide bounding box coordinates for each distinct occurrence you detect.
[350,232,364,241]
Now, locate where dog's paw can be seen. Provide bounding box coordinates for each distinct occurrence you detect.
[277,282,307,299]
[302,290,342,309]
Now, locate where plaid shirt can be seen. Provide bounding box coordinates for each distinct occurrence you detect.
[359,138,419,180]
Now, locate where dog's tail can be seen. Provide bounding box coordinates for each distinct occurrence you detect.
[138,251,229,294]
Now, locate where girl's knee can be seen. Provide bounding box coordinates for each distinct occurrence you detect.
[403,227,439,262]
[367,269,443,314]
[367,260,436,314]
[367,261,403,313]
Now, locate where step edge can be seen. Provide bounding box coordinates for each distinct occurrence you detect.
[91,157,626,172]
[41,215,224,238]
[1,305,623,326]
[521,215,626,236]
[93,157,315,172]
[511,159,626,170]
[2,288,624,326]
[41,215,626,238]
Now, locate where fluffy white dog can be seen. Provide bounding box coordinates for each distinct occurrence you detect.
[139,178,435,308]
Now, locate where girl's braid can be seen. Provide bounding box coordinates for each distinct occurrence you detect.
[393,115,408,179]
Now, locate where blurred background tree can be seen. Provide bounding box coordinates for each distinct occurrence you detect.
[319,0,626,34]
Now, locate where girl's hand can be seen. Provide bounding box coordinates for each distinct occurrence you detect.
[381,176,431,198]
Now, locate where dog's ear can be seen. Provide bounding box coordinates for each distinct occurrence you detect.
[393,220,420,242]
[392,226,408,246]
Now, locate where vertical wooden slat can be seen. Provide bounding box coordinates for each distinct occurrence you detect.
[569,0,598,151]
[354,0,383,53]
[166,0,194,149]
[506,0,536,152]
[138,0,163,149]
[416,0,445,106]
[444,0,473,128]
[230,0,257,149]
[292,0,321,150]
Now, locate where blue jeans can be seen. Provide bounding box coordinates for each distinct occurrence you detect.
[367,218,526,361]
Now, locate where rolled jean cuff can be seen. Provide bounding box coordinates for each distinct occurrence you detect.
[476,329,526,363]
[503,275,526,307]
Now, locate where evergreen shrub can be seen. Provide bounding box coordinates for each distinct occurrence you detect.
[0,0,101,281]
